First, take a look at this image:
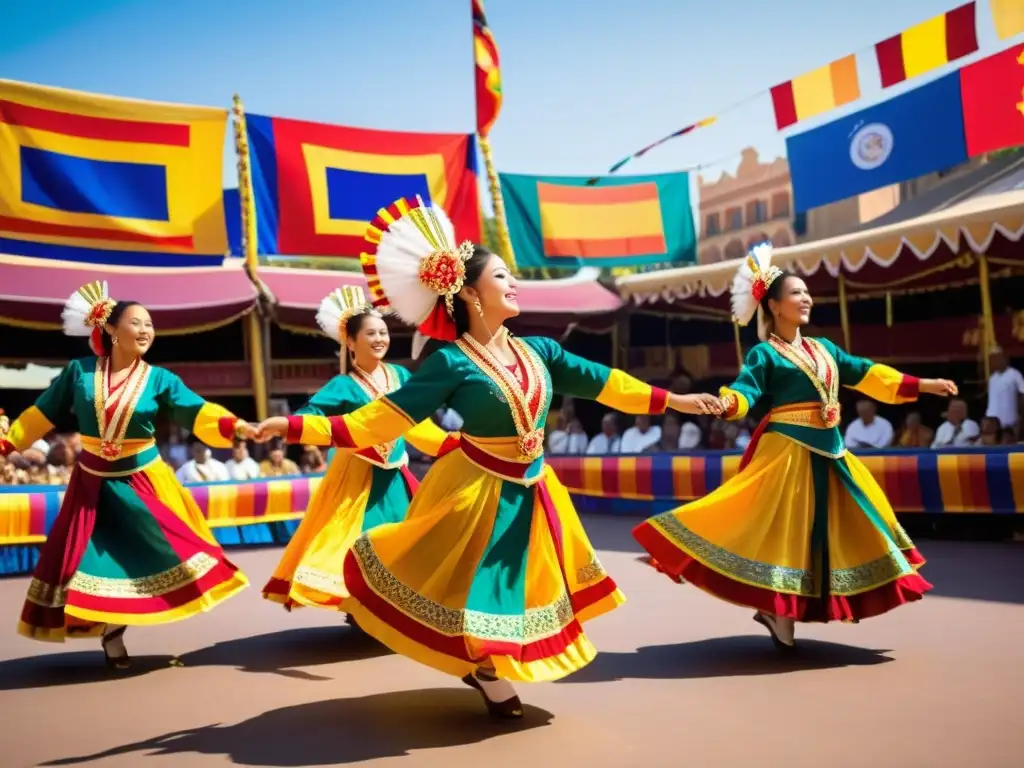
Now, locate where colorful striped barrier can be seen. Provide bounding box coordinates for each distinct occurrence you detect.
[0,474,319,576]
[547,447,1024,516]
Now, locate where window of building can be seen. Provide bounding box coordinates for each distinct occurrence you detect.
[772,192,791,219]
[726,207,743,231]
[704,212,721,236]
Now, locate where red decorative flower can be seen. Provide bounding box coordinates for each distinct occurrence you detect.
[100,440,122,459]
[751,278,767,302]
[823,404,840,428]
[418,251,466,296]
[518,429,544,459]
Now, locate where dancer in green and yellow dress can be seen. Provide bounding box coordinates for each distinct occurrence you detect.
[634,243,958,648]
[0,281,252,668]
[262,286,452,617]
[258,196,723,717]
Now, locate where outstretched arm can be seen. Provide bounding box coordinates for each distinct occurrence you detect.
[534,337,720,416]
[720,345,771,421]
[161,371,256,447]
[827,341,956,403]
[0,361,80,456]
[262,351,458,449]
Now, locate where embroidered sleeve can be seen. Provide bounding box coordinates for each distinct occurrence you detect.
[286,350,458,449]
[720,345,771,421]
[160,370,240,448]
[0,360,80,455]
[527,337,669,414]
[403,418,457,457]
[826,340,919,404]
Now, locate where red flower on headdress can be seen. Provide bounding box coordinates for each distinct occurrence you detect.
[751,278,768,302]
[418,250,466,296]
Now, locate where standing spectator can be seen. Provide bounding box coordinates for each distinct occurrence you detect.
[225,438,261,480]
[586,413,622,455]
[985,345,1024,434]
[898,411,935,448]
[621,414,662,453]
[260,437,300,477]
[931,398,979,448]
[678,420,703,450]
[176,438,230,483]
[844,399,894,449]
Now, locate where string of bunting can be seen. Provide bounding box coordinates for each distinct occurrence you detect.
[597,1,992,178]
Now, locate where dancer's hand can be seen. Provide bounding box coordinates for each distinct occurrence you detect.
[920,379,958,397]
[234,421,260,441]
[256,417,289,442]
[669,393,724,416]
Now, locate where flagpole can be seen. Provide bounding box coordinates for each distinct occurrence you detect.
[232,94,269,423]
[478,136,516,270]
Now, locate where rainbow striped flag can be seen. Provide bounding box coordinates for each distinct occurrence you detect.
[0,80,228,267]
[499,171,695,269]
[875,2,979,88]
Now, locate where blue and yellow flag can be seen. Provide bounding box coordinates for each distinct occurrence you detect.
[0,80,228,266]
[500,171,696,269]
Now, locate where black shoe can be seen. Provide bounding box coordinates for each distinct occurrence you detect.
[344,613,365,634]
[752,612,796,652]
[461,673,523,719]
[101,626,132,670]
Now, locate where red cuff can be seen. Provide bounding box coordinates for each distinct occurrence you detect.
[285,416,305,443]
[649,387,670,414]
[723,396,740,419]
[897,376,920,400]
[329,416,355,448]
[437,434,461,458]
[218,417,238,441]
[0,439,15,457]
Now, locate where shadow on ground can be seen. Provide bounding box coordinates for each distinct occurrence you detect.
[0,625,387,691]
[555,635,894,684]
[42,688,552,766]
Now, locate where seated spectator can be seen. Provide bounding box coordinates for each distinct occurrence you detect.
[648,412,682,453]
[435,407,464,432]
[978,416,1002,447]
[0,455,16,485]
[162,425,189,470]
[176,437,230,483]
[845,399,894,449]
[587,413,622,455]
[621,414,661,453]
[1001,427,1018,445]
[898,411,934,448]
[260,438,300,477]
[46,441,75,485]
[705,419,728,450]
[678,420,703,450]
[300,445,328,474]
[225,438,261,480]
[734,419,753,450]
[23,448,50,485]
[931,398,979,449]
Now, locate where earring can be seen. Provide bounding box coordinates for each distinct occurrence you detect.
[473,300,484,317]
[112,336,119,345]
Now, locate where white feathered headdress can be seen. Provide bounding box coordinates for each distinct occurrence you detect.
[360,196,474,357]
[61,281,118,356]
[730,242,783,340]
[315,285,381,373]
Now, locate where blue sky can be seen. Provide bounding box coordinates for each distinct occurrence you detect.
[0,0,1014,207]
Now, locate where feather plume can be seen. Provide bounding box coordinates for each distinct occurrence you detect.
[730,241,780,327]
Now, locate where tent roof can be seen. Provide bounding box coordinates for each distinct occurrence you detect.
[0,254,258,334]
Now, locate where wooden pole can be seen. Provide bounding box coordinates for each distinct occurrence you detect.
[979,252,995,382]
[732,321,743,371]
[837,274,852,351]
[232,94,269,422]
[478,135,517,270]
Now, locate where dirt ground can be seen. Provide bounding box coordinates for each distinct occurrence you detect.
[0,515,1021,768]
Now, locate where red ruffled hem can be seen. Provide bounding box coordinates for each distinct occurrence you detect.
[634,521,931,623]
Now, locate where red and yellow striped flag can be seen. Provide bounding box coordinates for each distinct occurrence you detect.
[875,2,979,88]
[472,0,502,138]
[991,0,1024,40]
[770,54,861,130]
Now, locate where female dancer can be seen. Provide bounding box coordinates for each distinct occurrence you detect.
[0,282,252,668]
[262,286,452,616]
[258,196,722,718]
[633,244,957,648]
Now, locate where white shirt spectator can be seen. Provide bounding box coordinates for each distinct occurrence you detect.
[844,416,894,449]
[31,439,51,454]
[548,430,586,455]
[986,366,1024,428]
[621,425,662,454]
[176,458,229,484]
[678,422,702,450]
[931,418,980,448]
[586,433,621,455]
[225,457,261,481]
